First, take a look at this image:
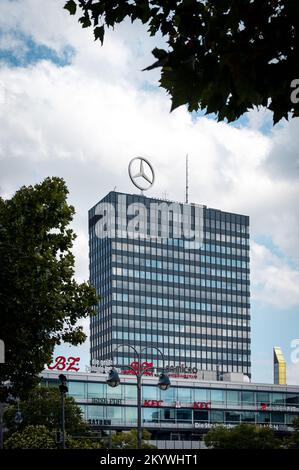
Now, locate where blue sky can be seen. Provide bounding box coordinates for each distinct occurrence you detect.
[0,0,299,385]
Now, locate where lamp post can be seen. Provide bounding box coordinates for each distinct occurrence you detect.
[58,374,68,449]
[106,344,170,450]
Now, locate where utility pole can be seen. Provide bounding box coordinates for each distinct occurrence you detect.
[58,374,68,449]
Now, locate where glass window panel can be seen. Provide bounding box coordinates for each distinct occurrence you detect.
[257,392,270,406]
[87,382,105,399]
[257,412,270,423]
[68,381,85,398]
[177,388,192,402]
[271,393,285,406]
[160,408,175,423]
[194,410,209,422]
[271,412,285,424]
[227,390,240,405]
[241,411,256,423]
[142,386,159,401]
[124,385,137,400]
[241,391,255,406]
[211,389,225,404]
[126,407,137,424]
[106,383,122,398]
[177,409,192,423]
[211,410,224,423]
[225,411,241,423]
[286,394,299,407]
[87,405,105,419]
[143,408,160,423]
[194,388,210,402]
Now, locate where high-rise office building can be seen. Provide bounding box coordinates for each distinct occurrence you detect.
[89,191,251,377]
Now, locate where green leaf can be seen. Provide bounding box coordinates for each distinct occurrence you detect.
[94,26,105,45]
[64,0,77,16]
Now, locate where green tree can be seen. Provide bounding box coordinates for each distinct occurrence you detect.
[284,417,299,449]
[204,424,281,449]
[4,387,88,437]
[0,177,98,396]
[64,0,299,124]
[4,425,55,449]
[111,429,156,449]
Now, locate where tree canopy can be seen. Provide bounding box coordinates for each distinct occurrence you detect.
[0,177,98,396]
[204,424,281,449]
[4,387,88,436]
[64,0,299,124]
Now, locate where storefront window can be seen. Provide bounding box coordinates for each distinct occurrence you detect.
[286,414,299,425]
[160,408,175,423]
[257,412,270,423]
[107,406,122,424]
[125,407,137,424]
[177,409,192,423]
[225,411,241,423]
[162,386,175,403]
[143,408,161,423]
[87,405,105,419]
[271,412,285,424]
[194,410,209,422]
[211,410,224,423]
[286,394,299,407]
[241,411,256,423]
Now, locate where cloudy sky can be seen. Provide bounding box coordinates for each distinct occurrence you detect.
[1,0,299,384]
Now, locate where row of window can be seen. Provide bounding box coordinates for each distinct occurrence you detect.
[112,293,250,311]
[112,267,249,282]
[49,381,298,408]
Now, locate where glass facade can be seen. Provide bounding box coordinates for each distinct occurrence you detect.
[42,372,299,433]
[89,191,250,377]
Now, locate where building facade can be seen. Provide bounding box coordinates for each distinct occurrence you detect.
[89,191,250,377]
[42,370,299,449]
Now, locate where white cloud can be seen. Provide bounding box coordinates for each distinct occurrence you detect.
[1,0,299,369]
[251,242,299,308]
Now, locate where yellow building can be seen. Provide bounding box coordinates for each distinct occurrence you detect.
[274,347,286,385]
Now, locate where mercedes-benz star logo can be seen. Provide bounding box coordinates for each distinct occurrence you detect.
[128,157,155,191]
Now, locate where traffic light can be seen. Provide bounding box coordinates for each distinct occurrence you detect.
[58,374,68,394]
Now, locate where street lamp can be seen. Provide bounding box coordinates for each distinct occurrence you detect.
[58,374,68,449]
[106,344,170,450]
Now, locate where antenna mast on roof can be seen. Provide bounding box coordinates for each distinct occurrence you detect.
[185,154,189,204]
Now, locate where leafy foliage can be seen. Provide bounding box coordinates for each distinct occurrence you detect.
[64,0,299,124]
[4,425,55,449]
[0,177,98,396]
[204,424,281,449]
[111,428,156,449]
[4,387,88,436]
[284,417,299,448]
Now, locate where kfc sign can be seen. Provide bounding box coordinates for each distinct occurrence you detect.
[143,400,164,407]
[48,356,80,372]
[193,402,211,409]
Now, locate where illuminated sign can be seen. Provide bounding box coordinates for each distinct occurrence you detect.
[193,402,211,409]
[143,400,164,407]
[48,356,80,372]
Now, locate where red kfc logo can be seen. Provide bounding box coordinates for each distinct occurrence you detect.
[193,401,211,409]
[143,400,164,407]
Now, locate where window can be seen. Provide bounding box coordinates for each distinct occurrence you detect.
[68,381,85,399]
[87,383,105,399]
[227,390,240,406]
[241,391,255,406]
[211,411,224,423]
[225,411,241,423]
[211,389,225,404]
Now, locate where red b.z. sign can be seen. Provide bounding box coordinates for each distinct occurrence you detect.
[48,356,80,372]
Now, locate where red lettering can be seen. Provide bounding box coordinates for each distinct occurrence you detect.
[48,356,67,371]
[143,400,164,407]
[66,356,80,372]
[261,403,269,411]
[193,401,211,409]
